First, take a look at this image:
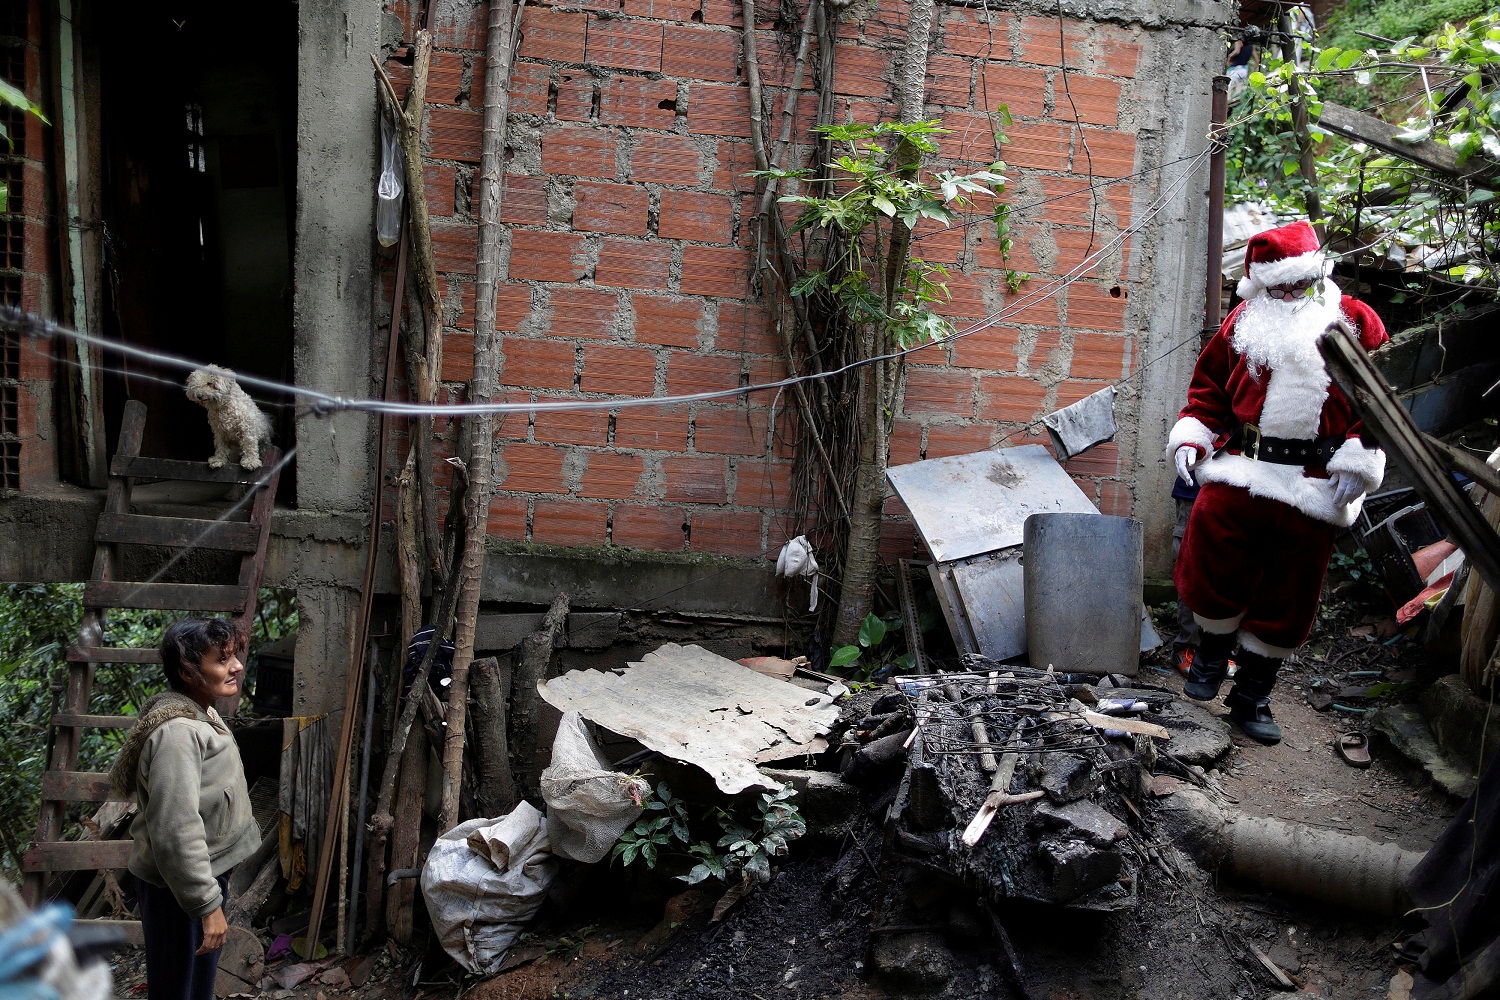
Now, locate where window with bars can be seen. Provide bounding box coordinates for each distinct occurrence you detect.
[0,15,25,490]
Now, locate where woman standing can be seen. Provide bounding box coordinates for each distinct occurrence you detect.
[110,618,261,1000]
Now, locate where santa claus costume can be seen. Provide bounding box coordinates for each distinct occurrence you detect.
[1168,221,1388,744]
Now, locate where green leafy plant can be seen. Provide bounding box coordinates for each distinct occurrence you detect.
[682,787,806,886]
[829,611,914,681]
[0,80,49,211]
[611,781,806,888]
[611,780,692,869]
[1229,13,1500,312]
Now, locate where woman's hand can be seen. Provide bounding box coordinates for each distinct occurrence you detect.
[198,907,228,955]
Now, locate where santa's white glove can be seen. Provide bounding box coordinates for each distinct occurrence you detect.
[1330,470,1363,508]
[1174,446,1202,488]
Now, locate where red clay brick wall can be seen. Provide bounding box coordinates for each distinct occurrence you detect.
[387,0,1148,560]
[0,0,57,492]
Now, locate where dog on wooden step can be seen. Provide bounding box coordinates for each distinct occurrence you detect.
[185,365,274,470]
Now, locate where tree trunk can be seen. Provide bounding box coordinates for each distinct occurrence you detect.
[439,0,518,831]
[469,655,516,816]
[510,594,570,799]
[830,0,932,646]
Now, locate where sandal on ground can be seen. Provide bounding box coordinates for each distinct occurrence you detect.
[1337,731,1371,769]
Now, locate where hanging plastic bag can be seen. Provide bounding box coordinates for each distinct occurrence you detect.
[420,803,555,975]
[376,112,405,248]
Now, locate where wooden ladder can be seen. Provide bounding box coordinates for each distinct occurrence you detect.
[22,399,283,918]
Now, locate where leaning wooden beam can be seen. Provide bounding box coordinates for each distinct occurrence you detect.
[440,0,522,831]
[1319,321,1500,594]
[1317,103,1500,186]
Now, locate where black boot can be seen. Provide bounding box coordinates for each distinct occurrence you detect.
[1182,630,1236,701]
[1225,649,1283,745]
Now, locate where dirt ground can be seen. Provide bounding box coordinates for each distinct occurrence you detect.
[106,591,1462,1000]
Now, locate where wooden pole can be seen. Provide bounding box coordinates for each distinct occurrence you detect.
[439,0,520,831]
[1204,75,1228,339]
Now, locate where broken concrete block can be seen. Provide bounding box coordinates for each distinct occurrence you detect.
[1038,837,1124,903]
[1038,753,1099,804]
[870,931,955,994]
[1032,799,1129,847]
[759,768,859,840]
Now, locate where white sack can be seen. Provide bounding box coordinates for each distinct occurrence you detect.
[419,803,555,974]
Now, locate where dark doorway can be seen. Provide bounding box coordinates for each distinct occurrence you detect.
[93,1,297,499]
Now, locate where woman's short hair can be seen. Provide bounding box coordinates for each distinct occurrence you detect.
[160,618,241,692]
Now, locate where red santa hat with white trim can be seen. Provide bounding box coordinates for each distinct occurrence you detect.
[1235,220,1334,300]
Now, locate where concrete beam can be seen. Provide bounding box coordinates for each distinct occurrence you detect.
[480,543,788,619]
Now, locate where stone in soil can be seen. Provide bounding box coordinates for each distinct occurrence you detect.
[1038,753,1099,804]
[1108,687,1232,766]
[870,930,956,993]
[1038,837,1124,902]
[1371,704,1476,798]
[1032,798,1129,847]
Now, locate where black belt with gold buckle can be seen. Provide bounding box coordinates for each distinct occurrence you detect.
[1224,421,1341,467]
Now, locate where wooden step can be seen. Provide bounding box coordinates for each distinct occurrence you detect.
[83,581,249,613]
[41,771,116,803]
[23,839,132,872]
[67,646,162,664]
[111,454,277,486]
[94,512,261,552]
[52,713,136,730]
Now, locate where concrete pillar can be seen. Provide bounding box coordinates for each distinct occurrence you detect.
[291,0,383,713]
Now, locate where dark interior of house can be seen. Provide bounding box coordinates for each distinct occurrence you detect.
[94,1,298,498]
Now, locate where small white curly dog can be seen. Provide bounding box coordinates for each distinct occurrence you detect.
[185,365,274,470]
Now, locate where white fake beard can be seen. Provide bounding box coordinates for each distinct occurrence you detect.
[1229,280,1343,439]
[1229,280,1342,378]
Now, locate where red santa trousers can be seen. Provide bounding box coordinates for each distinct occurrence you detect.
[1175,481,1336,652]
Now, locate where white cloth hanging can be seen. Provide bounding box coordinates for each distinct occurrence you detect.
[775,535,820,612]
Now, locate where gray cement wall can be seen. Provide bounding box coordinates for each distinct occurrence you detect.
[1105,5,1229,579]
[288,0,385,715]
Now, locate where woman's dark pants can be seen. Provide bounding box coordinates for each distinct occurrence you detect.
[137,873,230,1000]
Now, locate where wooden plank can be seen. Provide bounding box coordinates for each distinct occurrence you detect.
[386,726,429,945]
[94,512,261,552]
[41,771,116,802]
[1319,325,1500,595]
[111,453,276,485]
[88,919,144,946]
[67,646,161,664]
[1076,710,1171,740]
[83,581,249,613]
[1317,103,1500,184]
[22,839,132,872]
[53,713,136,730]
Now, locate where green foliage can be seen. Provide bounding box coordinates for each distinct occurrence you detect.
[1229,12,1500,306]
[829,611,914,681]
[1319,0,1495,56]
[611,781,806,889]
[0,80,49,211]
[0,584,298,881]
[762,119,1025,352]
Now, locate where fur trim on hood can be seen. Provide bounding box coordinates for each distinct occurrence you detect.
[109,691,202,799]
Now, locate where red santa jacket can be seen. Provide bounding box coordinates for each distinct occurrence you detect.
[1167,286,1388,528]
